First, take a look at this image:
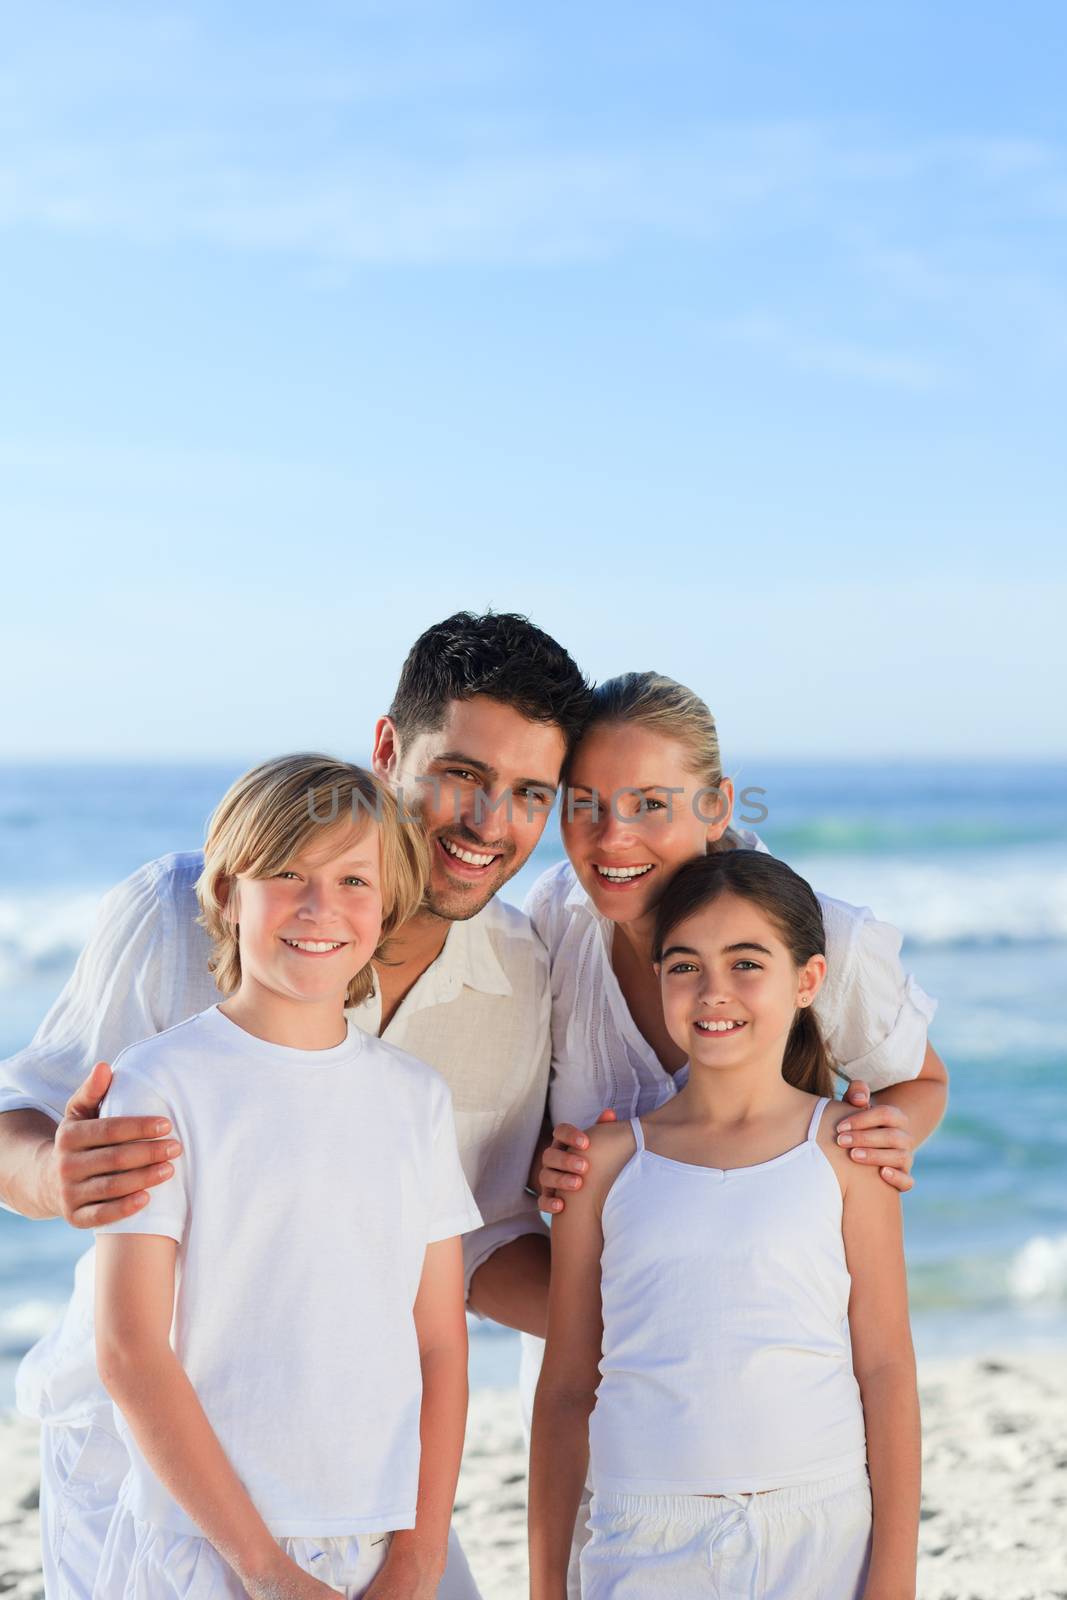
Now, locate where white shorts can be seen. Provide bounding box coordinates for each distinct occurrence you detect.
[39,1416,482,1600]
[39,1415,128,1599]
[94,1509,392,1599]
[579,1468,873,1600]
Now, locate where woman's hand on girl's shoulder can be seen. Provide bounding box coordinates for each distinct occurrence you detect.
[818,1099,906,1200]
[569,1119,642,1219]
[538,1109,617,1214]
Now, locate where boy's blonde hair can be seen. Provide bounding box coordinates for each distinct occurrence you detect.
[195,753,428,1006]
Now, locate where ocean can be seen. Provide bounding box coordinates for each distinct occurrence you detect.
[1,759,1065,1402]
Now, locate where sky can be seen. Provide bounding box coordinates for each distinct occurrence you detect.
[1,0,1065,762]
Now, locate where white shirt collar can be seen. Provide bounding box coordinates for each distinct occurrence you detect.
[357,900,514,1022]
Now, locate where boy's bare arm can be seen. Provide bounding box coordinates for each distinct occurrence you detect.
[94,1234,335,1598]
[372,1237,469,1599]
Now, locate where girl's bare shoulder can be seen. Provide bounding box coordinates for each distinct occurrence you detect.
[581,1119,641,1206]
[814,1096,855,1195]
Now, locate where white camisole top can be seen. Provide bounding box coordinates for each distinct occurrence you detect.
[588,1095,869,1495]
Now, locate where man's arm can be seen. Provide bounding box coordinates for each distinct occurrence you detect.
[0,1070,180,1223]
[0,859,187,1222]
[467,1232,550,1337]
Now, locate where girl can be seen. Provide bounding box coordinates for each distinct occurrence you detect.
[521,674,942,1591]
[91,754,482,1600]
[529,849,921,1600]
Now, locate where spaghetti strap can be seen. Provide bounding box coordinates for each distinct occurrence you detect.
[806,1096,830,1142]
[630,1117,646,1152]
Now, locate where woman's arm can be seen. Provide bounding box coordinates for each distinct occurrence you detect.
[842,1161,922,1600]
[95,1234,337,1599]
[368,1236,469,1599]
[528,1128,616,1600]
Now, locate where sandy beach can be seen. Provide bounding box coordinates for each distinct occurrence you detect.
[2,1351,1064,1598]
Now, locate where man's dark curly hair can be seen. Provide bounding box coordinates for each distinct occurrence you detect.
[388,611,591,749]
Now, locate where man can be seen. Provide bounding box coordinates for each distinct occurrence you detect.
[0,610,591,1599]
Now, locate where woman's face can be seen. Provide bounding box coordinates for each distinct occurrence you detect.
[561,721,734,926]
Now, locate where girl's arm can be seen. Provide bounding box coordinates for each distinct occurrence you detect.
[528,1126,616,1600]
[366,1235,469,1600]
[95,1234,338,1600]
[842,1163,922,1600]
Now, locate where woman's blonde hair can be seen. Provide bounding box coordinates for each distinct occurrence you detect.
[195,753,428,1005]
[573,671,739,848]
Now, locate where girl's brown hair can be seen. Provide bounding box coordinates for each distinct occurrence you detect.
[196,753,428,1006]
[651,850,840,1097]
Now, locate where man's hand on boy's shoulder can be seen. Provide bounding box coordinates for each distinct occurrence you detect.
[47,1061,182,1227]
[538,1109,618,1215]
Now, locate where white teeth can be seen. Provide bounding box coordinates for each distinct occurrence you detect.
[695,1019,745,1033]
[595,864,654,880]
[442,839,496,867]
[283,939,345,953]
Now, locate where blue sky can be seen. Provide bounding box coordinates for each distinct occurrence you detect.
[2,0,1065,761]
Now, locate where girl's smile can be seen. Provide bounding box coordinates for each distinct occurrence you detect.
[692,1017,747,1035]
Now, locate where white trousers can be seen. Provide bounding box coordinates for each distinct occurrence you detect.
[579,1469,873,1600]
[39,1417,481,1599]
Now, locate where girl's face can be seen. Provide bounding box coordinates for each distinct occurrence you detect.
[656,892,825,1072]
[561,722,734,926]
[227,820,384,1006]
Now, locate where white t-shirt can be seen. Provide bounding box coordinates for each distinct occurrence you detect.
[95,1005,482,1537]
[5,850,550,1423]
[523,838,938,1130]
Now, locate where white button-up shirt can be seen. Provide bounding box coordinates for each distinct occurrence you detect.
[523,835,938,1131]
[3,851,550,1423]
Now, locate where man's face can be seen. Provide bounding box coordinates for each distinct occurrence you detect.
[375,694,567,921]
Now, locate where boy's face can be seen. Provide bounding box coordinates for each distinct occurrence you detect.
[230,820,384,1005]
[375,694,567,921]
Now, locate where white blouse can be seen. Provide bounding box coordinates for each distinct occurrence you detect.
[523,834,938,1131]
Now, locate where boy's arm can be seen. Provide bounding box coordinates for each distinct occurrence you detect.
[369,1236,469,1599]
[842,1162,922,1600]
[95,1234,335,1598]
[529,1128,614,1600]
